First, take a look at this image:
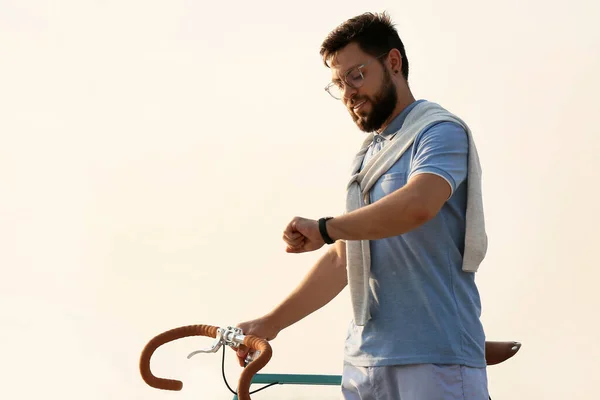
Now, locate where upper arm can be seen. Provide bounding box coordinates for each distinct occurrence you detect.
[405,122,469,215]
[408,122,468,194]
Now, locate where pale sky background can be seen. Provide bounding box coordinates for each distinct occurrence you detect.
[1,0,599,399]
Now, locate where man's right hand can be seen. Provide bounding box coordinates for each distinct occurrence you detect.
[234,316,281,367]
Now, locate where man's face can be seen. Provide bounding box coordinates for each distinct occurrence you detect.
[329,43,397,133]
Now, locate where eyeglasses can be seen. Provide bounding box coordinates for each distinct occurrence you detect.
[324,52,389,100]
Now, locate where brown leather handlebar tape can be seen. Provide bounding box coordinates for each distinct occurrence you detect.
[139,324,218,391]
[236,335,273,400]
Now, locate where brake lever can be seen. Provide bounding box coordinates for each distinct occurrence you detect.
[187,326,244,359]
[243,350,261,367]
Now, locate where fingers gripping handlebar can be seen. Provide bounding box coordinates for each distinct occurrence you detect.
[139,324,272,400]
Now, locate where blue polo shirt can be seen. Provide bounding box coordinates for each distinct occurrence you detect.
[343,100,486,368]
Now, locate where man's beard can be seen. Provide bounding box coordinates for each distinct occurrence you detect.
[350,69,397,133]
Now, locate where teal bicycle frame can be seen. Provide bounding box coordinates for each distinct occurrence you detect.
[232,373,342,400]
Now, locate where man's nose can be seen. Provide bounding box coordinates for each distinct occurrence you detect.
[342,85,358,102]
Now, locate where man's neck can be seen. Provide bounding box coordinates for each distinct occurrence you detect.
[377,91,416,134]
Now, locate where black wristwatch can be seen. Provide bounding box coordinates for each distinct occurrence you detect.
[318,217,335,244]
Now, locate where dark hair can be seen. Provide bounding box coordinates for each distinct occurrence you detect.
[320,12,409,80]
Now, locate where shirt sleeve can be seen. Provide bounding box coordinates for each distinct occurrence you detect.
[407,121,468,197]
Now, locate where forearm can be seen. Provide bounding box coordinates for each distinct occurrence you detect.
[266,242,347,332]
[325,174,450,241]
[327,187,429,241]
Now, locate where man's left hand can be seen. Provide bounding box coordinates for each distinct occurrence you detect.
[283,217,325,253]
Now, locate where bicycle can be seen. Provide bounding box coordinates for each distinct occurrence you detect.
[139,324,521,400]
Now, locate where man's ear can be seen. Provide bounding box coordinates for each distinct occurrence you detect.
[387,48,403,75]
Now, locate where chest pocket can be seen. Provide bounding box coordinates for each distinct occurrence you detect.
[370,171,407,203]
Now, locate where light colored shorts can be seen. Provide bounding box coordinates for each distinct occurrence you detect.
[341,362,489,400]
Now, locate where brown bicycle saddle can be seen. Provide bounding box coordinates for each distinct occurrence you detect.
[485,341,521,365]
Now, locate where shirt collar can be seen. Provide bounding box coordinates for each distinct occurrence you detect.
[377,99,426,141]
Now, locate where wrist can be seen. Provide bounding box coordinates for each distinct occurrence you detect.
[262,312,285,334]
[318,217,335,244]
